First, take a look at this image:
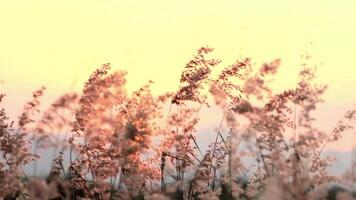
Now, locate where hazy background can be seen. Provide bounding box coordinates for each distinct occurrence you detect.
[0,0,355,174]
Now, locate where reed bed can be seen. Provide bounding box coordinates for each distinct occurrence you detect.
[0,47,355,200]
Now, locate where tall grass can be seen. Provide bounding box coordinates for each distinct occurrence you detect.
[0,47,355,200]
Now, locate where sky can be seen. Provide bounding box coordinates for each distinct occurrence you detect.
[0,0,356,152]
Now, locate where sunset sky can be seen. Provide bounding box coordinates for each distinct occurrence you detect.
[1,0,356,151]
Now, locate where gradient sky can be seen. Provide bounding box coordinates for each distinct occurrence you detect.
[1,0,356,151]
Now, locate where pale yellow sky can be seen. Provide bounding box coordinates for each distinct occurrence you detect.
[1,0,356,150]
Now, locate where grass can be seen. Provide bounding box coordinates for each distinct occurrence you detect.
[0,47,355,200]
